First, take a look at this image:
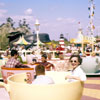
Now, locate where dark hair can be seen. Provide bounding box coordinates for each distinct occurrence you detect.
[11,50,18,56]
[69,54,82,65]
[32,59,37,62]
[35,64,45,75]
[42,54,47,59]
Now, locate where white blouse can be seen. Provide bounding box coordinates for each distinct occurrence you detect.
[68,66,87,82]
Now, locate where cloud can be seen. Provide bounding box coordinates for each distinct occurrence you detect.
[50,6,58,11]
[65,18,76,23]
[96,25,100,28]
[24,8,33,15]
[94,25,100,33]
[0,2,5,7]
[9,15,35,29]
[41,23,49,27]
[0,9,7,17]
[12,15,34,22]
[56,17,76,23]
[56,17,63,21]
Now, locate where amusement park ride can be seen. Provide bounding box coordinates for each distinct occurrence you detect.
[70,0,96,54]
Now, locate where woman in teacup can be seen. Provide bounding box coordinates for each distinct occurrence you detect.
[65,54,87,82]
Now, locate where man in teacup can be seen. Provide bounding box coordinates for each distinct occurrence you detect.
[32,64,54,84]
[5,50,29,68]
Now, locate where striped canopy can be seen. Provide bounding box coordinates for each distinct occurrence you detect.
[13,36,31,45]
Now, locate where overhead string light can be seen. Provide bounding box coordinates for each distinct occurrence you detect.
[88,0,95,36]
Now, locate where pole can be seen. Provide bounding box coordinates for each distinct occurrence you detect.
[35,19,40,55]
[36,30,39,50]
[88,0,95,53]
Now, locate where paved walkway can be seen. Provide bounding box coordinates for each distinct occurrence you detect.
[81,77,100,100]
[0,88,10,100]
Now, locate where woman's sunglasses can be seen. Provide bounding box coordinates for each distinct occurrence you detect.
[70,60,78,63]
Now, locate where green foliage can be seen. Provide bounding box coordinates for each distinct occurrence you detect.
[0,17,31,50]
[6,17,15,27]
[51,39,70,47]
[51,40,59,44]
[0,28,9,50]
[64,40,70,46]
[95,35,100,38]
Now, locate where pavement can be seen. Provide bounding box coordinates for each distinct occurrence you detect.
[81,76,100,100]
[0,88,10,100]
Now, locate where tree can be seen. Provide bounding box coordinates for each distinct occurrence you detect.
[0,17,31,50]
[18,19,31,35]
[6,17,15,27]
[95,35,100,39]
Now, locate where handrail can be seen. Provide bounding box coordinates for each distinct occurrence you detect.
[1,66,34,70]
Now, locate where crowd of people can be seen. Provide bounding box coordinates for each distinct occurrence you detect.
[0,49,87,84]
[0,43,100,85]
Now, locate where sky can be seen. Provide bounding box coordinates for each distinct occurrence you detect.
[0,0,100,41]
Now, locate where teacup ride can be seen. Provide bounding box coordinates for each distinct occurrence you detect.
[81,57,100,76]
[1,66,34,83]
[0,71,84,100]
[0,59,8,79]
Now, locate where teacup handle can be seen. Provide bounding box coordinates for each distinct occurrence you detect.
[0,82,10,92]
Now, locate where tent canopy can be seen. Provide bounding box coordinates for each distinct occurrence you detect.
[34,40,44,45]
[13,36,31,45]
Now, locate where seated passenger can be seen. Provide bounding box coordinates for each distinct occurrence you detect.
[32,64,54,84]
[38,54,55,71]
[65,54,87,82]
[0,53,3,59]
[5,50,29,68]
[28,59,38,70]
[30,59,37,65]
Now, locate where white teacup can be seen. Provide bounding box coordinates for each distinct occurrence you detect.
[0,72,83,100]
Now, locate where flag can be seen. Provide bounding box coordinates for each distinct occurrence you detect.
[88,7,90,10]
[78,22,80,24]
[89,15,90,18]
[92,11,94,16]
[93,5,95,9]
[92,25,95,29]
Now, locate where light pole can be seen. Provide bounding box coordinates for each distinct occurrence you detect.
[35,19,40,50]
